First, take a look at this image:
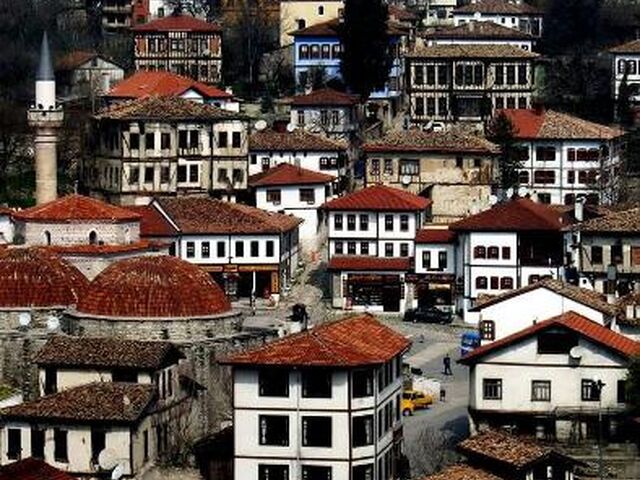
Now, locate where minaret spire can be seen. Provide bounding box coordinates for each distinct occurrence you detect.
[36,31,54,82]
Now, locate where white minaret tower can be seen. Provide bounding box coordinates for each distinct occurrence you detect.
[27,32,63,205]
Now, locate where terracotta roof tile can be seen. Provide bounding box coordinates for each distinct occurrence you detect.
[577,207,640,233]
[0,458,75,480]
[250,129,346,152]
[35,335,185,370]
[132,14,222,32]
[460,311,640,364]
[327,256,412,271]
[290,88,360,106]
[416,228,457,243]
[0,248,88,308]
[450,197,565,231]
[615,292,640,326]
[76,255,231,318]
[389,5,419,22]
[322,185,431,211]
[424,21,534,40]
[407,43,539,59]
[418,464,501,480]
[499,109,624,140]
[55,51,121,71]
[46,240,164,256]
[609,39,640,54]
[95,96,241,121]
[108,70,232,100]
[458,430,552,468]
[249,163,335,187]
[157,197,302,234]
[127,205,179,237]
[12,195,140,223]
[0,382,156,424]
[454,0,542,15]
[290,17,407,37]
[363,129,499,154]
[471,278,618,316]
[223,314,410,366]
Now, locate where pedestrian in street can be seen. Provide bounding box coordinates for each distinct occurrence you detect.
[440,387,446,402]
[443,353,452,376]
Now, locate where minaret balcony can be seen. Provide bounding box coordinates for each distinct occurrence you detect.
[27,108,64,128]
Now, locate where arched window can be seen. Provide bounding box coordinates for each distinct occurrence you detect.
[43,231,51,246]
[487,246,499,259]
[475,276,487,289]
[89,231,98,245]
[473,246,486,259]
[500,277,514,290]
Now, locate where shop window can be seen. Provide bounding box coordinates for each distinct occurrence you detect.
[259,369,289,397]
[259,415,289,446]
[483,379,502,399]
[480,320,495,340]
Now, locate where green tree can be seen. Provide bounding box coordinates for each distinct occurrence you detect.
[627,356,640,415]
[486,111,523,191]
[340,0,391,99]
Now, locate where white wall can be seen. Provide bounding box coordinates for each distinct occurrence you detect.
[249,150,343,177]
[0,215,13,244]
[414,242,456,274]
[179,234,281,265]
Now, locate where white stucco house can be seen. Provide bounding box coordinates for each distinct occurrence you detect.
[452,0,544,38]
[55,51,124,100]
[222,314,410,480]
[413,227,457,310]
[0,208,13,244]
[460,311,640,443]
[422,20,535,51]
[249,163,335,255]
[609,39,640,123]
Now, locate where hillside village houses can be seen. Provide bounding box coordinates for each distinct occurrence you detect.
[421,20,536,51]
[609,39,640,122]
[451,0,544,38]
[279,0,343,46]
[54,51,125,100]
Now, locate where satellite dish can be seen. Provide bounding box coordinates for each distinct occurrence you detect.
[46,316,60,331]
[489,194,498,205]
[505,187,514,198]
[98,448,119,470]
[18,312,32,327]
[401,175,412,186]
[569,346,584,359]
[111,463,125,480]
[286,123,296,133]
[254,119,267,131]
[517,186,528,197]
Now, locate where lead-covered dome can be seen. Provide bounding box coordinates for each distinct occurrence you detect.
[76,256,231,318]
[0,248,88,308]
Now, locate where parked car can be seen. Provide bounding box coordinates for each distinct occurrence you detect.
[402,389,433,416]
[460,331,481,357]
[403,306,452,324]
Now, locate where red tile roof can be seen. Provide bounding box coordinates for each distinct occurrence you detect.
[250,129,346,152]
[108,70,232,100]
[132,14,222,32]
[460,311,640,364]
[96,95,241,121]
[223,314,410,367]
[0,458,75,480]
[0,207,13,215]
[454,0,542,15]
[35,335,185,370]
[12,195,141,223]
[249,163,335,187]
[327,256,412,271]
[0,382,156,424]
[407,43,538,59]
[419,464,501,480]
[424,21,534,40]
[76,255,231,319]
[126,205,179,237]
[363,129,499,154]
[389,5,419,22]
[157,198,302,234]
[498,109,624,140]
[47,240,164,256]
[450,197,565,231]
[0,248,88,308]
[323,185,431,211]
[290,17,407,37]
[415,228,456,244]
[290,88,360,107]
[458,430,553,468]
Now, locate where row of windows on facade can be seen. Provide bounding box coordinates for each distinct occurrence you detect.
[617,59,640,75]
[473,245,511,260]
[518,169,602,186]
[185,239,276,259]
[122,130,242,152]
[481,378,627,403]
[456,16,541,36]
[139,63,220,80]
[257,459,384,480]
[335,241,412,257]
[251,156,341,171]
[589,244,627,266]
[421,250,448,271]
[333,214,413,232]
[266,187,320,204]
[411,95,528,119]
[522,146,608,163]
[119,164,245,187]
[413,63,529,87]
[370,156,483,175]
[475,276,514,290]
[296,109,345,127]
[298,43,342,61]
[144,36,217,55]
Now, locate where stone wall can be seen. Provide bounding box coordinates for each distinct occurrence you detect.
[15,220,140,246]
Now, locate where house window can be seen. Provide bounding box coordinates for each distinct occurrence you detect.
[161,133,171,149]
[400,243,409,257]
[506,65,516,84]
[335,241,343,255]
[7,428,21,460]
[44,367,56,394]
[533,170,556,184]
[321,44,330,59]
[475,276,488,289]
[31,428,45,460]
[400,215,409,232]
[617,380,627,403]
[259,369,289,397]
[531,380,551,401]
[361,242,369,255]
[370,158,380,174]
[130,166,140,185]
[189,130,199,149]
[186,241,195,258]
[384,159,393,174]
[259,415,289,446]
[415,97,424,116]
[483,379,502,399]
[217,241,226,257]
[611,244,623,265]
[259,465,289,480]
[536,147,556,162]
[235,241,244,257]
[250,240,259,257]
[302,466,332,480]
[352,370,374,397]
[495,65,504,85]
[434,251,446,271]
[414,66,424,85]
[160,166,170,183]
[487,246,499,259]
[591,246,603,264]
[189,164,199,183]
[334,214,343,230]
[266,240,275,257]
[385,215,394,231]
[302,416,332,447]
[201,242,210,258]
[385,243,394,257]
[267,189,281,204]
[232,132,242,148]
[518,170,529,184]
[218,131,228,148]
[501,246,511,259]
[581,380,601,401]
[422,251,431,269]
[359,214,368,231]
[400,159,419,175]
[297,110,305,125]
[490,276,499,289]
[426,65,436,85]
[300,188,315,203]
[474,246,486,259]
[302,370,332,398]
[91,428,106,464]
[352,415,374,447]
[299,44,309,59]
[538,330,578,354]
[129,133,140,150]
[145,132,155,150]
[347,214,356,231]
[538,193,551,204]
[567,170,575,184]
[352,464,374,480]
[177,165,187,183]
[143,166,154,184]
[178,131,188,149]
[348,242,356,255]
[143,430,149,462]
[480,320,495,340]
[500,277,513,289]
[54,428,68,462]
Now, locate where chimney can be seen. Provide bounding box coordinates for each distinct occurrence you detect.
[574,195,585,222]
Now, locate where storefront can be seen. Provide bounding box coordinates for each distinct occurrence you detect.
[204,265,280,301]
[410,273,455,310]
[346,273,404,312]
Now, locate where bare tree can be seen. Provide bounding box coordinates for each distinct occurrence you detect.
[404,426,459,478]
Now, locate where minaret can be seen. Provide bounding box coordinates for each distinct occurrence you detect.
[27,32,63,205]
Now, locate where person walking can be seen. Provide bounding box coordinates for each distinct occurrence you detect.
[443,353,452,376]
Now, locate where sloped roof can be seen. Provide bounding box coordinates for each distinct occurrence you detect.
[425,21,534,40]
[222,314,411,367]
[577,207,640,233]
[470,278,618,316]
[450,197,565,231]
[0,382,156,424]
[250,129,346,152]
[249,163,335,187]
[322,185,431,211]
[615,292,640,326]
[389,5,419,22]
[415,228,457,244]
[363,129,499,154]
[46,240,162,256]
[55,51,122,71]
[499,109,624,140]
[460,311,640,364]
[127,205,179,237]
[454,0,542,15]
[35,336,185,370]
[108,70,232,100]
[290,88,360,107]
[157,198,302,234]
[132,14,222,32]
[418,464,501,480]
[12,195,140,223]
[609,39,640,54]
[327,256,412,271]
[0,458,75,480]
[290,17,407,37]
[407,43,538,59]
[95,96,241,121]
